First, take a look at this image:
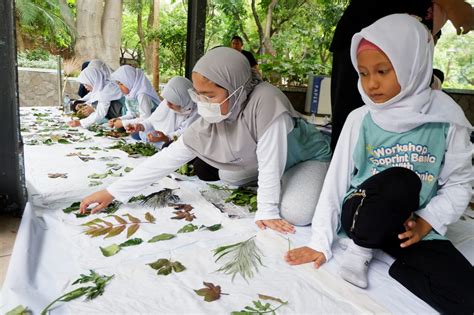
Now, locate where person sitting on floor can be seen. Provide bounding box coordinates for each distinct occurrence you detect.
[108,65,161,133]
[79,47,332,235]
[69,60,123,128]
[285,14,474,314]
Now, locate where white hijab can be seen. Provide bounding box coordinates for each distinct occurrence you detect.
[146,77,198,135]
[110,65,161,105]
[77,61,122,103]
[350,14,472,133]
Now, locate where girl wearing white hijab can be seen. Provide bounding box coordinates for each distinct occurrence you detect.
[69,60,123,128]
[127,76,199,149]
[109,65,161,129]
[286,14,473,314]
[80,46,331,235]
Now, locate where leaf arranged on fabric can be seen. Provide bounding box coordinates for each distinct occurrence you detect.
[119,238,143,247]
[145,212,156,223]
[41,270,114,315]
[140,189,180,209]
[48,173,68,178]
[66,201,121,218]
[58,138,71,144]
[147,258,186,276]
[82,213,154,239]
[171,210,196,222]
[199,224,223,232]
[194,282,223,302]
[213,236,263,282]
[5,305,30,315]
[100,244,121,257]
[89,180,103,187]
[63,202,81,214]
[148,233,176,243]
[231,294,288,314]
[124,166,134,173]
[207,184,258,213]
[128,194,146,203]
[177,223,198,234]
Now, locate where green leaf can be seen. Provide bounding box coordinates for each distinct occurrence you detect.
[148,258,169,270]
[63,202,80,213]
[100,244,121,257]
[6,305,30,315]
[171,261,186,273]
[58,138,71,144]
[124,167,133,173]
[157,265,173,275]
[200,224,222,232]
[177,223,198,233]
[148,233,176,243]
[119,238,143,247]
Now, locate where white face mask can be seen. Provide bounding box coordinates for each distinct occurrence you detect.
[196,86,243,124]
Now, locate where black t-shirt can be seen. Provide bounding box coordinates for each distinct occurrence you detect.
[330,0,433,51]
[241,50,258,67]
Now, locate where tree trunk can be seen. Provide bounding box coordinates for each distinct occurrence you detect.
[137,0,154,74]
[58,0,77,41]
[152,0,160,90]
[102,0,123,69]
[251,0,264,54]
[263,0,277,56]
[75,0,122,69]
[15,16,25,51]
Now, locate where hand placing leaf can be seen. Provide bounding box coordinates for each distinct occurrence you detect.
[194,282,226,302]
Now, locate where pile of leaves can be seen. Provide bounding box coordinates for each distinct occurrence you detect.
[109,140,157,156]
[41,270,114,315]
[88,124,128,138]
[170,203,196,221]
[208,184,258,213]
[176,163,195,176]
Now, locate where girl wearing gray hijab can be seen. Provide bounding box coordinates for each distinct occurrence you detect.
[79,47,331,234]
[126,76,199,149]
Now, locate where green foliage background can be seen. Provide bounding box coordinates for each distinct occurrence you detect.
[15,0,474,89]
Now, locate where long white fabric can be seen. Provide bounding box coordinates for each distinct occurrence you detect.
[1,107,473,314]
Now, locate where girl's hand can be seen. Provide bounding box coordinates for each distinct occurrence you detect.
[68,120,81,127]
[398,216,432,248]
[108,118,117,128]
[126,123,144,133]
[285,246,326,268]
[255,219,295,234]
[78,105,94,117]
[79,190,114,214]
[147,131,169,143]
[113,119,123,129]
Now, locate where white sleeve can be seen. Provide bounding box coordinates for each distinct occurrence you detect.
[80,101,110,128]
[416,124,473,235]
[306,108,365,261]
[253,114,294,222]
[134,99,168,131]
[107,137,196,202]
[169,111,200,139]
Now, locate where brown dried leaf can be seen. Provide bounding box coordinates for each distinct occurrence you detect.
[126,224,140,238]
[145,212,156,223]
[257,294,286,304]
[82,218,107,227]
[85,226,112,237]
[171,210,196,222]
[170,203,193,212]
[48,173,68,178]
[125,213,140,223]
[194,282,222,302]
[111,215,127,225]
[105,225,126,238]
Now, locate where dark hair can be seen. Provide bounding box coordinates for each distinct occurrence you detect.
[231,35,243,44]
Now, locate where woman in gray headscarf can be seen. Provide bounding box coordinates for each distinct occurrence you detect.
[80,47,331,233]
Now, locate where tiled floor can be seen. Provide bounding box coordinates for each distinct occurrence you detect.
[0,214,21,289]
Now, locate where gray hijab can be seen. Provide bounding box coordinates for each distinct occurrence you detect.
[183,47,298,171]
